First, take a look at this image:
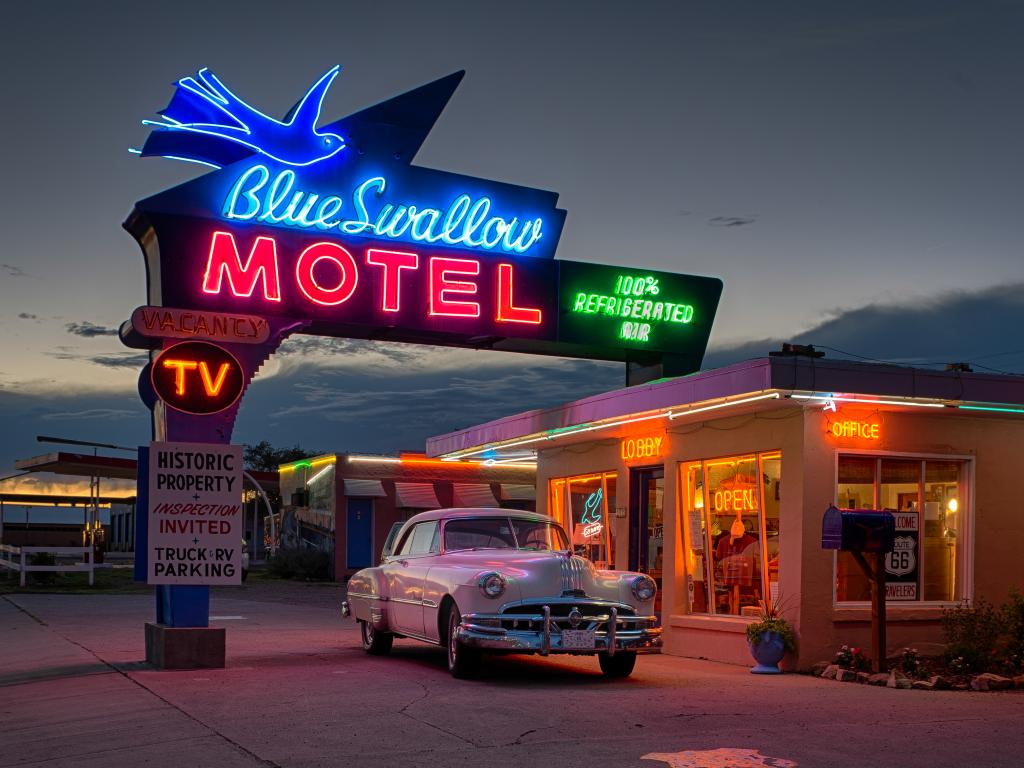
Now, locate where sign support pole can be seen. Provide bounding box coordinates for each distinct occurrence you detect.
[851,550,887,673]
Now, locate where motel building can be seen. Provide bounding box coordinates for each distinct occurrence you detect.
[277,453,536,581]
[424,355,1024,669]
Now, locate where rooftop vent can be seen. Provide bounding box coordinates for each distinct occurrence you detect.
[769,343,825,359]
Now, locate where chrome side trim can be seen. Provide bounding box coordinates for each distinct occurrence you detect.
[423,599,438,609]
[394,629,444,646]
[389,597,423,606]
[346,591,386,601]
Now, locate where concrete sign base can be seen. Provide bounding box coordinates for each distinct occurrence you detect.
[145,622,226,669]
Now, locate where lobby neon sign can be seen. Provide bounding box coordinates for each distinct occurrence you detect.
[223,167,545,256]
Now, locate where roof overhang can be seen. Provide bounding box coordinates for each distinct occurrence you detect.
[13,451,279,490]
[427,357,1024,461]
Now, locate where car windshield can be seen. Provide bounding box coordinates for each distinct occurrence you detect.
[443,517,569,552]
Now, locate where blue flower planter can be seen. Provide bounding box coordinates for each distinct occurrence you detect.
[749,630,786,674]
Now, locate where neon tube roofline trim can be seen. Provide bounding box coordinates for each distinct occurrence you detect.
[442,391,782,460]
[790,394,945,408]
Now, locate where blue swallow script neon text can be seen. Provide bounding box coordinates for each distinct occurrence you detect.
[223,165,544,255]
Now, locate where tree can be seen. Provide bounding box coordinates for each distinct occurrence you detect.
[243,441,320,472]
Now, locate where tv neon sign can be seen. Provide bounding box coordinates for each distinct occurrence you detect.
[151,341,244,415]
[223,167,545,256]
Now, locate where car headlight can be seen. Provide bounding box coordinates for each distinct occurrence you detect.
[631,575,656,602]
[478,572,506,599]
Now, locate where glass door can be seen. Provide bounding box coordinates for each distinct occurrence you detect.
[629,467,664,618]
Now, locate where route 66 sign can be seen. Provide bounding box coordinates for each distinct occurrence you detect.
[886,535,917,577]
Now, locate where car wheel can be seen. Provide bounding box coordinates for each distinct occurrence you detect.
[598,651,637,678]
[446,605,480,679]
[360,620,393,656]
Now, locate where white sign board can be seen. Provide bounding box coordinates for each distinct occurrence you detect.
[148,441,242,585]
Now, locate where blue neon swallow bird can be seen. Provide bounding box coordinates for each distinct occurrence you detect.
[138,67,345,168]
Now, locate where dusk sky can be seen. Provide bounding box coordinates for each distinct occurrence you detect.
[2,0,1023,472]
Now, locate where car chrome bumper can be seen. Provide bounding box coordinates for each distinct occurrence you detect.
[340,600,351,618]
[456,605,662,656]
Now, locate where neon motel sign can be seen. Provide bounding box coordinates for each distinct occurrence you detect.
[124,66,725,428]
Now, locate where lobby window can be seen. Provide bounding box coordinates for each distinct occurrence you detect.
[835,455,968,604]
[549,473,617,569]
[682,451,782,617]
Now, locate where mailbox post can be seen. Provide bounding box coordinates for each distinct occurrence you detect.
[822,506,896,673]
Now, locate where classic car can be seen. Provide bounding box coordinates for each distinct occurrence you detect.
[341,508,662,678]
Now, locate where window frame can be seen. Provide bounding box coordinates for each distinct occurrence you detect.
[547,471,617,568]
[832,448,975,608]
[679,450,782,617]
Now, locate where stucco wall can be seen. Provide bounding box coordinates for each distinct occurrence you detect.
[535,403,1024,669]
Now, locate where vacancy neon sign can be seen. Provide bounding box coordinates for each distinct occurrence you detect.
[200,230,543,324]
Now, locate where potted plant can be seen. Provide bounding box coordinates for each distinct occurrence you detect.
[745,599,796,674]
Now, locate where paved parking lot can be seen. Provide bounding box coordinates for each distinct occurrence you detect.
[2,581,1022,767]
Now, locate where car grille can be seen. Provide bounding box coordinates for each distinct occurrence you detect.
[560,555,587,594]
[498,601,637,633]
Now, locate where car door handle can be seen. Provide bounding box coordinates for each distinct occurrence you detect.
[397,559,409,567]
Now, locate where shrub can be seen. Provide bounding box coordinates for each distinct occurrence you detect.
[1001,588,1024,673]
[28,551,57,585]
[941,598,1003,674]
[833,644,871,672]
[267,548,331,581]
[897,647,926,679]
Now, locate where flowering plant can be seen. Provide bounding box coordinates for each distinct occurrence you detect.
[833,644,870,671]
[745,599,797,653]
[898,647,926,679]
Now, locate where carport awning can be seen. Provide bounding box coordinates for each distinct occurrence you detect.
[500,483,536,501]
[394,482,440,509]
[343,479,387,497]
[452,483,497,508]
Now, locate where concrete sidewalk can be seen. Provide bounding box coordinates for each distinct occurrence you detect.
[2,585,1023,768]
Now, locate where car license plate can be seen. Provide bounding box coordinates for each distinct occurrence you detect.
[561,629,596,650]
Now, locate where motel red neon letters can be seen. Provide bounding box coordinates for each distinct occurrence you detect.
[202,232,282,301]
[366,249,418,312]
[198,231,542,326]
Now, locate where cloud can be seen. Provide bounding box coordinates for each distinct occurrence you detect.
[708,216,757,227]
[705,282,1024,374]
[2,264,28,277]
[49,349,149,369]
[66,321,119,337]
[40,408,139,421]
[17,312,38,320]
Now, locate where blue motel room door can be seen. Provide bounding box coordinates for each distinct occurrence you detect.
[346,499,374,569]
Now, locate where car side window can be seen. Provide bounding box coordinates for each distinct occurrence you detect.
[393,528,417,557]
[405,521,440,556]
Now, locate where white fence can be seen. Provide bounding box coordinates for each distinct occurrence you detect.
[0,545,95,587]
